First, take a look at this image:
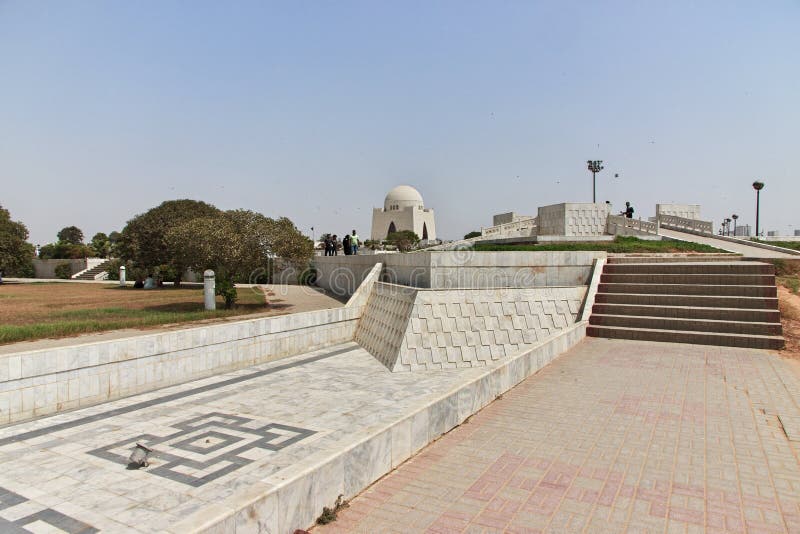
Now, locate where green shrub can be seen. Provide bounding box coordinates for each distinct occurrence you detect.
[464,231,482,240]
[54,262,73,279]
[6,261,35,278]
[215,277,238,309]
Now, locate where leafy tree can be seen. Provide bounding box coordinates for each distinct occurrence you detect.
[108,231,122,257]
[165,210,313,308]
[38,242,95,259]
[385,230,420,252]
[90,232,111,258]
[0,205,35,278]
[464,231,482,240]
[118,199,221,286]
[57,226,84,244]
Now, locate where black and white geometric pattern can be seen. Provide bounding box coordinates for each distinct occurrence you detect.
[0,486,98,533]
[88,412,314,487]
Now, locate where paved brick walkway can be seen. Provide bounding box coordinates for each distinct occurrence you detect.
[314,338,800,533]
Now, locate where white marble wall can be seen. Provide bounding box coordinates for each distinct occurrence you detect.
[355,283,587,372]
[345,262,383,308]
[538,202,611,236]
[0,306,362,425]
[314,251,606,293]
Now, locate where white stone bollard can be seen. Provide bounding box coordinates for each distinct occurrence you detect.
[119,266,126,287]
[204,270,216,311]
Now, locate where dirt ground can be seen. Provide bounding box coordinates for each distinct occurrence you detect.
[779,285,800,359]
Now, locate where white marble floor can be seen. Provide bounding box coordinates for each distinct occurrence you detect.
[0,342,492,533]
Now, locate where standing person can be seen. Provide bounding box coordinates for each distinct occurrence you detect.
[625,202,635,218]
[332,235,338,255]
[324,235,332,256]
[351,229,360,255]
[342,233,352,255]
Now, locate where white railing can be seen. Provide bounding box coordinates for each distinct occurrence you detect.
[607,214,659,235]
[657,214,713,234]
[481,216,537,238]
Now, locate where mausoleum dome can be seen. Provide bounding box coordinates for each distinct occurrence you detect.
[384,185,424,211]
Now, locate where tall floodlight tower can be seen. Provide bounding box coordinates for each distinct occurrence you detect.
[587,160,604,203]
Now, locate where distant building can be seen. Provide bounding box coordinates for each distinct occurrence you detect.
[735,225,751,237]
[371,185,437,241]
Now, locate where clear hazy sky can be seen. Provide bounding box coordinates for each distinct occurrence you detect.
[2,1,798,245]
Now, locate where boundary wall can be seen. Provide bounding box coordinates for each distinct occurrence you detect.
[32,259,90,279]
[313,251,606,298]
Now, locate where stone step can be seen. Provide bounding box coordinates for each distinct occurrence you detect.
[604,262,774,275]
[587,325,785,350]
[606,255,741,264]
[76,264,110,280]
[600,273,775,285]
[594,293,779,310]
[598,283,776,297]
[589,314,783,336]
[591,303,781,323]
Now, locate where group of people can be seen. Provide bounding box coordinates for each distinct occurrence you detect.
[323,230,360,256]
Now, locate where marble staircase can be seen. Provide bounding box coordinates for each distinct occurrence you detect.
[587,258,785,349]
[73,260,111,280]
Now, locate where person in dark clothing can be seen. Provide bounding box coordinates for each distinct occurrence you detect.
[625,202,635,218]
[342,234,352,255]
[324,236,333,256]
[332,235,338,255]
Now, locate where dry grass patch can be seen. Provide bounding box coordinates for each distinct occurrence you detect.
[0,282,277,344]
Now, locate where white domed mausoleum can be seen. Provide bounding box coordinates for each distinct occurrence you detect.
[371,185,437,242]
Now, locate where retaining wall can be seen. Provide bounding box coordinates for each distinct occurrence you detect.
[0,306,361,425]
[356,283,586,372]
[32,258,88,279]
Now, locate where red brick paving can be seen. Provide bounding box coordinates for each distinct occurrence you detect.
[314,338,800,533]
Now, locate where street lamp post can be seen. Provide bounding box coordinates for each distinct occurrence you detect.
[752,181,765,237]
[731,214,738,237]
[587,160,604,203]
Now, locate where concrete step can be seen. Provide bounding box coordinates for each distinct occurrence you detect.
[607,255,741,264]
[594,293,779,310]
[604,262,774,275]
[598,283,776,297]
[589,314,783,336]
[600,273,775,285]
[591,303,781,323]
[587,325,785,350]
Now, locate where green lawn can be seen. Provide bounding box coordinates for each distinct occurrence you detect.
[472,236,727,253]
